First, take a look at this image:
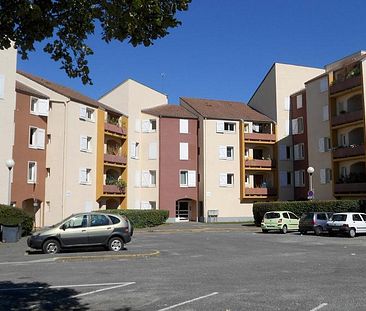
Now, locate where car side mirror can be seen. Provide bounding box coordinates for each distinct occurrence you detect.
[61,224,67,231]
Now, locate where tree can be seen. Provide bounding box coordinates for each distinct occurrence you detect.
[0,0,191,84]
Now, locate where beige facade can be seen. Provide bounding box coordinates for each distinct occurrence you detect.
[99,79,167,210]
[249,63,325,200]
[16,73,99,225]
[0,48,17,204]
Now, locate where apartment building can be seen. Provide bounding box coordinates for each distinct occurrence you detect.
[142,104,199,222]
[180,98,275,221]
[248,63,325,201]
[99,79,168,210]
[0,48,17,205]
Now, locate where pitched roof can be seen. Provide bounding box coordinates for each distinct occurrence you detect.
[17,70,123,115]
[142,104,197,119]
[16,81,49,99]
[180,97,273,122]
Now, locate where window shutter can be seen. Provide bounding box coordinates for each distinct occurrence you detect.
[188,170,196,187]
[294,144,299,160]
[279,144,287,160]
[141,171,150,187]
[37,99,49,116]
[279,171,287,186]
[219,173,227,187]
[295,171,300,187]
[216,121,224,133]
[130,142,136,158]
[319,138,325,152]
[135,119,141,132]
[36,128,46,149]
[179,143,188,160]
[291,119,298,135]
[149,142,157,159]
[135,170,141,187]
[141,120,150,132]
[296,95,302,109]
[320,169,326,184]
[80,168,87,183]
[322,105,329,121]
[219,146,227,159]
[285,120,290,135]
[80,135,87,151]
[320,77,328,93]
[284,96,290,111]
[79,105,87,120]
[180,119,188,133]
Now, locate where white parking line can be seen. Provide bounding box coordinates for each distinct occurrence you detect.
[72,282,135,298]
[310,303,328,311]
[157,292,219,311]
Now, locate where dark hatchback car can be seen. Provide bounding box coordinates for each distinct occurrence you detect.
[299,212,333,235]
[27,212,133,254]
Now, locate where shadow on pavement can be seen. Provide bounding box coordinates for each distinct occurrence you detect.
[27,246,127,255]
[0,281,88,311]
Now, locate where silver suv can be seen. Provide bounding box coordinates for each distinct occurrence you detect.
[27,212,133,254]
[327,212,366,238]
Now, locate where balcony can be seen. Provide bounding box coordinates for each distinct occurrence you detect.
[333,145,365,159]
[244,187,277,196]
[244,133,276,143]
[334,183,366,194]
[245,159,275,168]
[105,122,127,136]
[104,153,127,165]
[103,185,126,195]
[331,110,364,127]
[329,75,362,95]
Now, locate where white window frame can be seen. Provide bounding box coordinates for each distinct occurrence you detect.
[179,119,189,133]
[130,142,140,159]
[148,142,157,160]
[296,94,303,109]
[179,170,196,188]
[224,122,236,133]
[80,105,94,122]
[80,135,92,152]
[29,126,45,150]
[295,170,305,187]
[80,168,91,185]
[179,142,189,160]
[294,143,304,160]
[179,170,188,187]
[30,97,49,116]
[320,168,332,184]
[27,161,37,184]
[219,173,234,187]
[142,119,157,133]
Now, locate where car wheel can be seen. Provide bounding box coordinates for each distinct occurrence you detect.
[262,229,268,233]
[108,237,124,252]
[42,239,60,254]
[349,228,356,238]
[281,225,288,234]
[314,227,322,236]
[328,230,335,237]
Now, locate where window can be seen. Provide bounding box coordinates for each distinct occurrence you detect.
[319,137,331,152]
[244,122,251,133]
[80,168,91,184]
[292,117,304,135]
[30,97,49,116]
[149,170,156,186]
[130,142,140,159]
[149,201,157,210]
[180,119,188,133]
[91,214,110,226]
[340,134,347,147]
[320,77,328,93]
[179,170,196,187]
[141,170,156,187]
[317,214,327,221]
[80,135,92,152]
[323,105,329,121]
[289,213,298,220]
[320,168,332,184]
[219,146,234,160]
[80,105,94,121]
[46,168,50,177]
[280,171,292,186]
[219,173,234,187]
[279,144,291,160]
[64,215,88,228]
[353,214,362,222]
[283,213,289,219]
[29,127,45,149]
[296,94,303,109]
[216,121,236,133]
[141,119,157,132]
[27,161,37,183]
[294,144,304,160]
[295,170,305,187]
[109,215,120,224]
[179,142,189,160]
[148,142,157,159]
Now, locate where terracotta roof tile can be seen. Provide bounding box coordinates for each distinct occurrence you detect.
[142,104,197,119]
[180,97,273,122]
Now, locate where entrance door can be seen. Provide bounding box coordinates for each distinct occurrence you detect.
[177,201,189,220]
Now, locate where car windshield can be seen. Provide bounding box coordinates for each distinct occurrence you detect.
[301,213,313,220]
[331,214,347,221]
[265,212,280,219]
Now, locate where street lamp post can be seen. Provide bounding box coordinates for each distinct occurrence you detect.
[5,159,15,205]
[307,166,315,200]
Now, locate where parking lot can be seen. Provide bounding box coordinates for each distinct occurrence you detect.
[1,223,366,310]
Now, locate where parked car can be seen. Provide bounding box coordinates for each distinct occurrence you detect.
[27,212,133,254]
[299,212,333,235]
[326,212,366,238]
[261,211,299,234]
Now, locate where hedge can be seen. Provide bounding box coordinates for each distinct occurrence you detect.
[0,204,34,235]
[253,200,363,226]
[100,209,169,228]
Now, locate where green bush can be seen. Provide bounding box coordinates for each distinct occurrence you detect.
[0,204,34,235]
[253,200,362,226]
[100,209,169,228]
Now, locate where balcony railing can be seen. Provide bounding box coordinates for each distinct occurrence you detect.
[331,110,364,127]
[244,187,277,196]
[334,183,366,194]
[105,122,127,136]
[329,75,362,95]
[104,153,127,165]
[103,185,126,194]
[244,133,276,142]
[333,145,365,159]
[245,159,275,168]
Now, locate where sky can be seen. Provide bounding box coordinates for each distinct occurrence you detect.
[17,0,366,105]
